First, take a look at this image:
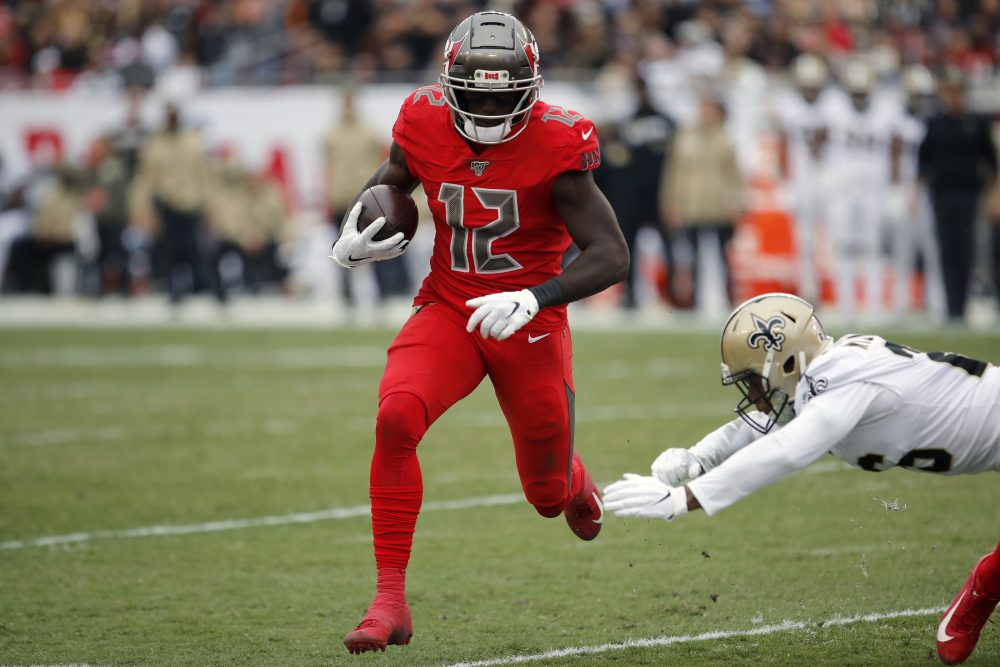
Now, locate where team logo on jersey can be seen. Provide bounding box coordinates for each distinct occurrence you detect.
[469,160,490,177]
[799,373,829,405]
[747,314,786,351]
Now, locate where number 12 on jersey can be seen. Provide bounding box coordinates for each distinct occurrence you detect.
[438,183,523,274]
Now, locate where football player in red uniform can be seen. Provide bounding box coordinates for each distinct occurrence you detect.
[330,10,628,655]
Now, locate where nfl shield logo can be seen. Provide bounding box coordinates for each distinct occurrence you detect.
[469,160,489,177]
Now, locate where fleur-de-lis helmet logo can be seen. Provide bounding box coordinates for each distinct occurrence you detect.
[747,314,786,351]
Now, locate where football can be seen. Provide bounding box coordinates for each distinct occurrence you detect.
[355,184,419,243]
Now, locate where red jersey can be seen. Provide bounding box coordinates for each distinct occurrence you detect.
[392,84,601,331]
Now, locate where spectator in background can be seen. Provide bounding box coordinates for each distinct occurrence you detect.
[243,172,289,293]
[112,93,150,180]
[6,165,82,293]
[206,152,250,300]
[597,72,677,310]
[206,156,287,297]
[135,102,218,305]
[717,16,768,174]
[661,94,743,310]
[918,70,998,322]
[109,92,155,295]
[85,135,131,296]
[324,88,410,306]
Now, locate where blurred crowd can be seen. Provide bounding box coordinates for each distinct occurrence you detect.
[0,0,998,90]
[0,0,999,324]
[0,96,292,301]
[597,58,999,324]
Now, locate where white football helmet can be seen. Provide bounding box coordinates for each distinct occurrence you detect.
[720,293,832,433]
[902,64,935,96]
[792,54,829,91]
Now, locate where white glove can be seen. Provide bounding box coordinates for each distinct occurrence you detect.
[465,289,538,341]
[651,448,704,486]
[329,201,409,269]
[603,474,689,522]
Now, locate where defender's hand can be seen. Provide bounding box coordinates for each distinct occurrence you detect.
[330,201,408,268]
[603,474,689,522]
[465,289,538,341]
[651,448,704,486]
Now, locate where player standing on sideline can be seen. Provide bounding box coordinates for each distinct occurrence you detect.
[330,11,628,655]
[823,60,901,321]
[602,292,1000,665]
[887,65,945,319]
[773,54,832,305]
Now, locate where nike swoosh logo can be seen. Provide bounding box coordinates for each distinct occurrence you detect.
[527,333,550,343]
[938,592,964,642]
[348,254,369,263]
[582,127,594,140]
[591,492,604,524]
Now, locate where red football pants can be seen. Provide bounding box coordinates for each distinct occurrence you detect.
[369,301,576,571]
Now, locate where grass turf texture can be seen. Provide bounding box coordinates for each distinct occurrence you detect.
[0,327,998,666]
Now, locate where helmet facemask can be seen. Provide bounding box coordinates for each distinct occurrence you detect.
[444,82,539,144]
[722,354,797,434]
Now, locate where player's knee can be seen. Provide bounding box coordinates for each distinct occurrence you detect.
[376,392,428,450]
[525,480,567,518]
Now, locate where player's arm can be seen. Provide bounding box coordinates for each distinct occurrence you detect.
[329,141,418,269]
[466,169,629,340]
[357,141,420,197]
[539,169,629,305]
[604,383,879,523]
[650,415,769,487]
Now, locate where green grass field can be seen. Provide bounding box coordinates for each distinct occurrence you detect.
[1,326,998,666]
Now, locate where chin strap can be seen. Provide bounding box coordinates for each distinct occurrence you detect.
[463,118,512,143]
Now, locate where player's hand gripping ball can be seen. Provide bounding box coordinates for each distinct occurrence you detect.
[330,185,418,268]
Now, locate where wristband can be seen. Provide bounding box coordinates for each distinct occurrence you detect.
[529,278,566,308]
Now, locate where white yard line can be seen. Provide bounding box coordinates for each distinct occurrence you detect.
[0,493,525,550]
[438,606,946,667]
[0,453,847,550]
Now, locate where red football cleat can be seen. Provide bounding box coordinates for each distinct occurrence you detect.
[563,457,603,541]
[343,595,413,655]
[937,555,1000,665]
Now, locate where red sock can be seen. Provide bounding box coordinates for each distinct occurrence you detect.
[370,482,422,573]
[975,542,1000,596]
[368,392,427,589]
[374,566,406,599]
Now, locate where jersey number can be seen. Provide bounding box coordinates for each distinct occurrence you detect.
[438,183,522,274]
[857,448,953,473]
[540,106,583,127]
[884,340,987,377]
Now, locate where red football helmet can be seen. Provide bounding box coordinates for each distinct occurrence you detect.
[439,11,543,145]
